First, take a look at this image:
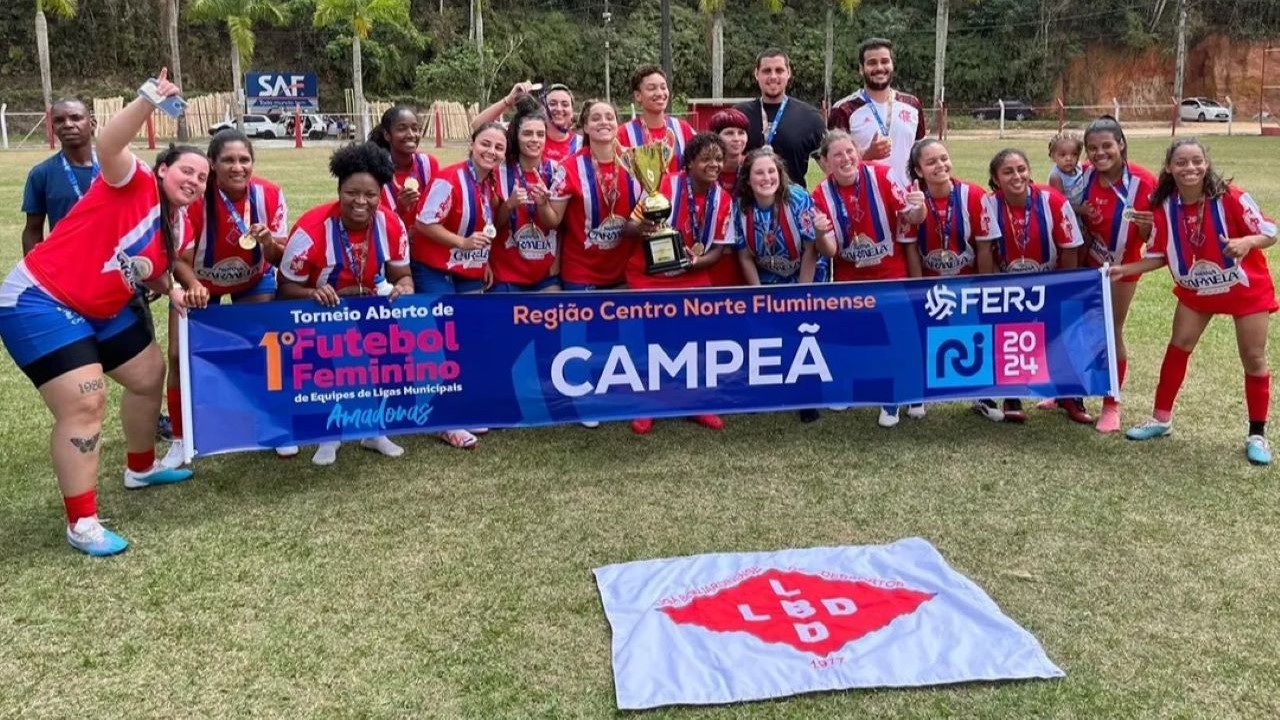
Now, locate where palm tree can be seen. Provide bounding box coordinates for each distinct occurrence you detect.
[701,0,783,99]
[190,0,292,133]
[314,0,410,140]
[35,0,78,126]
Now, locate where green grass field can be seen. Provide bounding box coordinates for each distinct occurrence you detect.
[1,136,1278,718]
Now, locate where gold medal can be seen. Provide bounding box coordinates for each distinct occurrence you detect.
[404,177,420,192]
[691,242,706,257]
[238,233,257,250]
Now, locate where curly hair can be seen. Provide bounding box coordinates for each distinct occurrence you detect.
[329,142,394,187]
[1047,130,1083,158]
[681,132,727,172]
[630,64,666,94]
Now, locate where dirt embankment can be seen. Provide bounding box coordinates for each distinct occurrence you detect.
[1058,35,1278,116]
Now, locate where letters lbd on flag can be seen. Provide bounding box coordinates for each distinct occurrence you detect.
[594,538,1064,710]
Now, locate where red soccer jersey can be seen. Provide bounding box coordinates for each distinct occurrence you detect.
[616,116,695,174]
[558,149,641,287]
[1146,185,1278,316]
[24,158,175,319]
[184,177,288,296]
[626,172,733,290]
[491,160,569,285]
[1077,163,1157,267]
[717,168,740,196]
[542,132,583,164]
[983,184,1084,273]
[898,179,995,277]
[810,163,910,281]
[380,151,440,239]
[280,202,408,293]
[415,161,499,281]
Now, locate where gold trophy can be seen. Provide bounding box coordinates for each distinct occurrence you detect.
[622,141,689,275]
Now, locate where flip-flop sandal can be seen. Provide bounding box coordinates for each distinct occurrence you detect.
[440,430,477,449]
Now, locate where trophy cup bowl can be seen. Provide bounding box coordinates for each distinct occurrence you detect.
[623,142,690,275]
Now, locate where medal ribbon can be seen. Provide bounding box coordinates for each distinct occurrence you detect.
[1169,196,1233,276]
[332,215,386,292]
[60,151,100,200]
[925,182,962,253]
[760,96,789,148]
[861,89,895,136]
[464,160,495,236]
[1087,165,1138,253]
[995,189,1051,267]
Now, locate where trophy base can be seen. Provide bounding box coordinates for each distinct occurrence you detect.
[643,227,690,275]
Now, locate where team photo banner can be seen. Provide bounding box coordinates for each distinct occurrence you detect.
[182,268,1116,456]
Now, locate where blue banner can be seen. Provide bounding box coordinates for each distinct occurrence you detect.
[183,269,1116,456]
[244,72,319,112]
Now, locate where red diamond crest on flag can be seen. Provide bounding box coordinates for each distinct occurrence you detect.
[660,569,936,657]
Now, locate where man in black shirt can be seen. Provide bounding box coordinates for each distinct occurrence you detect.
[733,48,827,188]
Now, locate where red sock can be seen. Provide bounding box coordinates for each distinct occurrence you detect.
[1153,345,1191,422]
[127,449,155,473]
[1245,373,1271,423]
[64,489,97,525]
[1104,358,1129,409]
[167,387,183,440]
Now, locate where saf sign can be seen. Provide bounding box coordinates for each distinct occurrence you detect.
[662,570,934,657]
[245,72,318,111]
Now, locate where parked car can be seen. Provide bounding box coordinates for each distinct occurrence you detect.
[972,100,1037,121]
[208,114,286,139]
[283,113,329,140]
[1179,97,1231,122]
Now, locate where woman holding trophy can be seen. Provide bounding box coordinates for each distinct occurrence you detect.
[621,132,737,435]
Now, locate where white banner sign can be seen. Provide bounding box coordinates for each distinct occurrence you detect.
[594,537,1064,709]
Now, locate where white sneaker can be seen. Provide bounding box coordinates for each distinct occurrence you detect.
[580,420,600,428]
[468,428,490,435]
[906,404,926,420]
[160,440,187,469]
[360,435,405,458]
[66,516,128,556]
[275,445,300,458]
[312,441,340,466]
[827,405,851,411]
[878,406,900,428]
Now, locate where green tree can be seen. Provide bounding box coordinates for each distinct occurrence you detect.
[190,0,291,133]
[701,0,783,98]
[35,0,77,121]
[313,0,410,139]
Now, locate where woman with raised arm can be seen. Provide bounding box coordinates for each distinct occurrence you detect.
[370,105,441,242]
[162,129,293,468]
[0,69,204,556]
[277,143,414,464]
[810,130,924,428]
[1113,138,1277,465]
[978,148,1086,424]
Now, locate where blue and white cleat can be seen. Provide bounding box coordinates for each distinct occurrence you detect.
[66,516,129,557]
[1125,418,1172,441]
[124,464,194,489]
[1246,435,1273,466]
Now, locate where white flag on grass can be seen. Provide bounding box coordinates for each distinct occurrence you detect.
[594,537,1064,710]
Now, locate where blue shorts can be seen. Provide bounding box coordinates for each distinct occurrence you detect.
[411,261,485,295]
[0,267,152,387]
[489,276,561,293]
[213,267,278,301]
